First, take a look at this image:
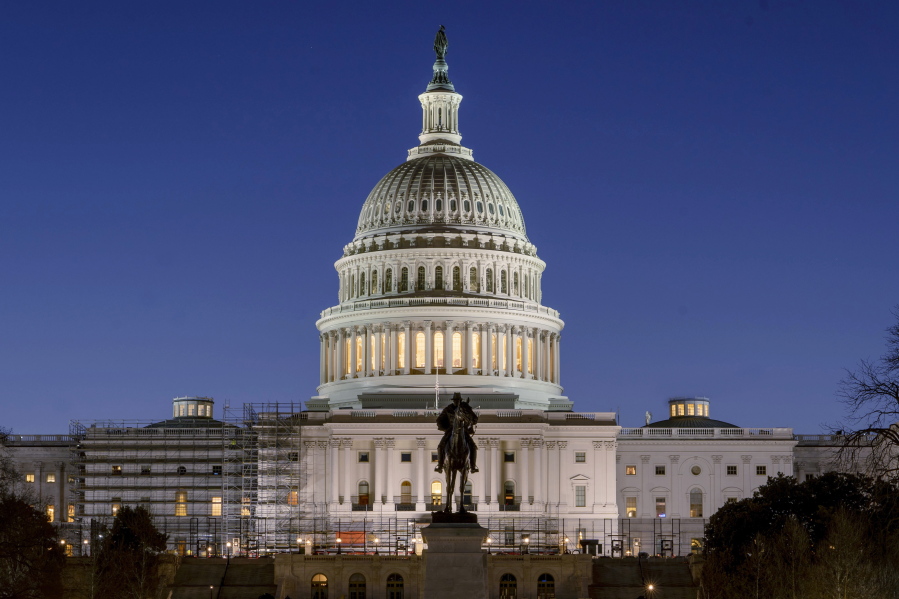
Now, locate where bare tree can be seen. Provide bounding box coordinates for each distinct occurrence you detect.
[837,306,899,477]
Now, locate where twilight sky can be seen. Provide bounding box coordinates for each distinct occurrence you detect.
[1,1,897,434]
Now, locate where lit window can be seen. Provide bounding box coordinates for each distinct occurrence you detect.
[241,496,251,516]
[434,331,445,367]
[756,465,767,476]
[179,405,185,416]
[397,332,406,368]
[175,491,187,516]
[401,480,413,504]
[67,504,75,522]
[687,403,695,416]
[111,465,122,476]
[655,465,665,475]
[656,497,666,517]
[400,452,412,463]
[452,332,462,368]
[344,338,351,374]
[691,538,703,554]
[64,543,73,556]
[677,404,685,416]
[625,465,636,476]
[527,338,534,373]
[141,465,151,475]
[211,496,222,516]
[431,481,442,505]
[415,332,425,368]
[111,498,121,516]
[188,404,195,416]
[626,497,637,518]
[689,489,703,517]
[515,337,522,371]
[726,465,737,476]
[504,452,515,463]
[46,505,54,521]
[357,481,370,505]
[472,332,481,368]
[575,452,586,463]
[356,336,363,372]
[25,473,34,483]
[670,404,677,417]
[286,491,298,506]
[46,473,56,483]
[575,486,586,507]
[358,452,369,463]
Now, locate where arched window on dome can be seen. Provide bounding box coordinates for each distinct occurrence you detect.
[356,337,363,373]
[415,332,425,369]
[435,199,443,212]
[434,266,444,290]
[400,268,409,292]
[476,201,484,214]
[488,203,495,215]
[384,201,391,215]
[407,200,414,213]
[397,332,406,369]
[463,200,471,213]
[350,274,355,299]
[450,199,458,212]
[470,267,479,292]
[486,268,494,293]
[513,272,519,296]
[395,201,402,213]
[371,270,378,295]
[359,272,366,297]
[434,331,445,369]
[452,267,461,292]
[421,199,428,212]
[515,337,522,372]
[385,268,393,293]
[452,332,462,368]
[472,332,481,369]
[501,271,508,294]
[417,266,426,291]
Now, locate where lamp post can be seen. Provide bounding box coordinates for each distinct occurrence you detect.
[336,537,342,555]
[374,537,380,555]
[209,585,214,599]
[486,537,492,554]
[523,537,530,554]
[296,538,302,555]
[306,539,312,554]
[226,541,231,559]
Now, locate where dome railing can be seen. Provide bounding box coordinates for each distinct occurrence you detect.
[320,297,560,319]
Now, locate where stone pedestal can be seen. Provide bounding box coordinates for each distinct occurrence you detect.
[421,522,488,599]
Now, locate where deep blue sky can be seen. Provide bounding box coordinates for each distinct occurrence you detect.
[1,2,897,434]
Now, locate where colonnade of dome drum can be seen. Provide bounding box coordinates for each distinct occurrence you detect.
[319,320,560,386]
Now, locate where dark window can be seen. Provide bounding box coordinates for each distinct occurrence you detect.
[385,269,393,292]
[463,200,471,212]
[386,573,404,599]
[349,573,366,599]
[575,452,586,463]
[400,268,409,292]
[212,465,222,476]
[726,465,737,476]
[435,199,443,212]
[500,573,517,598]
[177,466,187,475]
[435,266,443,290]
[655,465,665,475]
[141,465,151,475]
[400,453,412,463]
[537,573,554,599]
[359,452,370,463]
[288,452,299,462]
[756,465,767,476]
[503,452,515,463]
[431,452,439,463]
[452,267,461,291]
[417,266,426,291]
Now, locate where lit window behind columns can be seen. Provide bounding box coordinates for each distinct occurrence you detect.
[472,332,481,368]
[434,331,445,367]
[397,332,406,368]
[415,332,426,368]
[452,332,462,367]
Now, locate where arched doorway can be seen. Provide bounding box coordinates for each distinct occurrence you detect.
[311,573,328,599]
[386,573,404,599]
[431,480,442,506]
[500,573,517,598]
[537,573,554,599]
[348,573,366,599]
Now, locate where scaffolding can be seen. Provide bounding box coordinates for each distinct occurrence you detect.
[69,416,236,556]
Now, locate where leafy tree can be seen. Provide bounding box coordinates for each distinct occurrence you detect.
[95,505,168,599]
[0,493,65,599]
[837,306,899,477]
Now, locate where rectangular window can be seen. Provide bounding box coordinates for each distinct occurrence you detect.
[111,498,121,516]
[656,497,666,517]
[67,504,75,522]
[625,465,636,476]
[575,485,586,507]
[575,452,586,463]
[25,473,34,483]
[288,451,299,462]
[400,452,412,463]
[287,490,298,506]
[46,473,56,483]
[358,452,370,463]
[212,465,222,476]
[141,465,151,475]
[726,497,738,504]
[726,465,737,476]
[503,451,515,463]
[655,465,665,476]
[241,496,251,516]
[687,403,695,416]
[175,491,187,516]
[756,465,767,476]
[431,452,439,463]
[805,473,815,481]
[211,496,222,516]
[626,497,637,518]
[46,505,55,521]
[111,465,122,476]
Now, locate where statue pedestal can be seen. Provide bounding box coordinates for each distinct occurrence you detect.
[421,520,488,599]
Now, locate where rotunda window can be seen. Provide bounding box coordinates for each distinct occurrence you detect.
[452,332,462,368]
[513,272,519,295]
[385,268,393,292]
[435,199,442,212]
[486,268,494,293]
[371,271,378,295]
[400,268,409,292]
[415,332,426,368]
[515,337,523,372]
[452,267,461,291]
[450,199,457,212]
[488,203,495,214]
[476,201,484,213]
[498,204,505,216]
[463,200,471,212]
[359,273,366,296]
[472,332,481,369]
[397,332,406,369]
[417,266,426,291]
[435,266,444,289]
[421,199,428,212]
[470,267,479,292]
[395,202,401,213]
[501,271,508,294]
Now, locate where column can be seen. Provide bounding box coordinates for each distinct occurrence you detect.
[402,321,412,375]
[479,439,491,505]
[605,441,617,508]
[531,439,544,507]
[496,326,506,377]
[639,455,650,517]
[363,326,371,376]
[508,326,517,377]
[319,334,326,385]
[521,439,531,505]
[741,455,752,500]
[481,324,489,375]
[669,455,681,517]
[711,455,722,514]
[385,438,395,506]
[444,321,454,375]
[329,439,340,506]
[486,324,495,376]
[417,438,427,508]
[545,442,557,505]
[490,438,501,505]
[465,321,474,373]
[554,334,561,384]
[557,441,568,508]
[387,324,395,375]
[593,441,605,510]
[373,438,385,504]
[336,329,345,380]
[349,327,358,378]
[341,439,352,505]
[373,325,382,377]
[424,320,433,374]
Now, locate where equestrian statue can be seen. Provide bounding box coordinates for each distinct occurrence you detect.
[435,392,478,513]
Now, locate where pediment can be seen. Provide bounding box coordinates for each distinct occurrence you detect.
[570,474,591,482]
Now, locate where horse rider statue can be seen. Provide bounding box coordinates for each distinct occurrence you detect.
[435,392,479,473]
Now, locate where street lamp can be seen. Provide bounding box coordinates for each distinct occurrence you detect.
[374,537,380,555]
[207,545,213,558]
[226,541,232,558]
[296,538,302,555]
[336,537,342,555]
[209,585,214,599]
[486,537,493,554]
[523,536,530,554]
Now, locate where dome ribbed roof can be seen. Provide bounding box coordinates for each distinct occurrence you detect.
[644,416,740,429]
[354,154,528,241]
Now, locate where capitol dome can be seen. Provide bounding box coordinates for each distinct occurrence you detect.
[310,30,567,412]
[355,154,528,241]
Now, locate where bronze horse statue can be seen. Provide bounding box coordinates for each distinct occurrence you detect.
[443,398,473,512]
